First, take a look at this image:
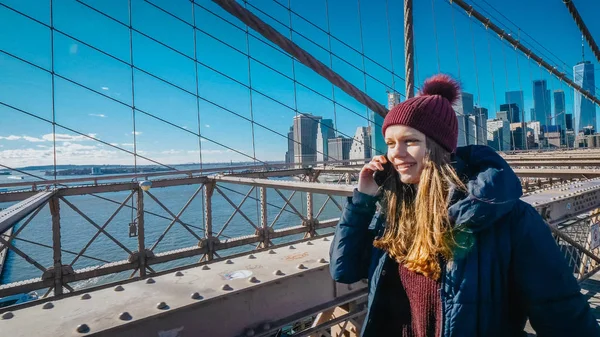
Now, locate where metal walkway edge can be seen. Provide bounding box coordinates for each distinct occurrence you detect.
[0,190,55,234]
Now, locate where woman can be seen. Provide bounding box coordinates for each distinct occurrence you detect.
[329,74,599,337]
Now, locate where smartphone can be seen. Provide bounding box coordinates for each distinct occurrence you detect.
[373,160,394,186]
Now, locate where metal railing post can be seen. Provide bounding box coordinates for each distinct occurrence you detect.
[136,187,146,277]
[260,187,269,248]
[49,196,63,296]
[205,181,215,260]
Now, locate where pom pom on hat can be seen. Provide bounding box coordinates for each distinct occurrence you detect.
[418,74,461,104]
[382,74,460,152]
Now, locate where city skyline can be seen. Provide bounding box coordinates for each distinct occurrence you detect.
[1,0,599,168]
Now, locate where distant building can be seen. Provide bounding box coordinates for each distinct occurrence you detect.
[532,80,551,126]
[328,137,353,164]
[553,90,566,129]
[566,113,573,130]
[370,111,386,156]
[573,61,596,133]
[505,91,525,118]
[285,126,295,164]
[487,118,510,151]
[349,127,372,161]
[526,121,541,145]
[455,92,474,116]
[293,114,321,165]
[316,119,335,162]
[474,107,488,145]
[496,111,509,122]
[499,103,520,123]
[510,122,527,150]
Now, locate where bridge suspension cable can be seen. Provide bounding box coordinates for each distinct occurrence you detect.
[562,0,600,65]
[448,0,600,108]
[211,0,388,117]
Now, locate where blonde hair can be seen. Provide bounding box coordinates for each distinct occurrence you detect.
[373,138,465,280]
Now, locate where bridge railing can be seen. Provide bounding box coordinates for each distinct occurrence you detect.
[0,173,352,300]
[1,171,600,307]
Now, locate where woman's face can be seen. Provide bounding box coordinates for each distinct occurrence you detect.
[384,125,427,185]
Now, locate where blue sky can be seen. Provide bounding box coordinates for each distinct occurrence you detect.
[0,0,598,168]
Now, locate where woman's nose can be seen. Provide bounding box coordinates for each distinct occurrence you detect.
[389,144,407,158]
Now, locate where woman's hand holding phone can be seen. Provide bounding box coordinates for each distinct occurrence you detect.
[358,155,390,196]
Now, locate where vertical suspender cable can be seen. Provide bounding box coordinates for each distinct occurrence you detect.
[404,0,414,98]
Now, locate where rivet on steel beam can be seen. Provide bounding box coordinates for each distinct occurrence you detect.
[156,302,168,310]
[263,323,271,330]
[222,284,233,291]
[306,241,314,245]
[191,292,203,300]
[323,237,330,241]
[318,258,327,263]
[118,312,132,321]
[202,265,210,270]
[248,276,260,283]
[269,250,276,254]
[348,284,354,290]
[246,329,256,337]
[76,324,90,333]
[114,285,124,292]
[175,271,184,276]
[226,259,233,264]
[297,264,307,269]
[274,270,285,276]
[146,278,155,284]
[289,245,296,249]
[42,302,54,309]
[81,293,91,300]
[1,312,14,320]
[248,254,256,259]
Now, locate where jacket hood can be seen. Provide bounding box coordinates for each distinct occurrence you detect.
[448,145,522,232]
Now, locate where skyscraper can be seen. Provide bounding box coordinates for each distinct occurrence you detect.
[293,114,321,165]
[553,90,566,130]
[505,91,525,120]
[370,91,400,156]
[349,127,372,161]
[573,61,596,133]
[474,107,488,145]
[285,126,294,164]
[456,92,474,116]
[316,119,335,162]
[532,80,551,126]
[455,92,474,147]
[328,137,353,164]
[499,103,520,123]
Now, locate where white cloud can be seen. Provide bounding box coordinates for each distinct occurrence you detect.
[0,135,22,141]
[161,149,183,155]
[101,87,109,91]
[42,133,96,142]
[132,131,142,135]
[205,124,210,128]
[121,143,135,147]
[22,136,45,142]
[36,145,47,148]
[89,114,106,118]
[109,143,119,146]
[69,44,78,54]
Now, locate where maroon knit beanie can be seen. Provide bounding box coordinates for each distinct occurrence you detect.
[382,74,460,153]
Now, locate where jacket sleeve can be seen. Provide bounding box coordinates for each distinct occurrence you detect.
[329,189,379,284]
[512,203,600,337]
